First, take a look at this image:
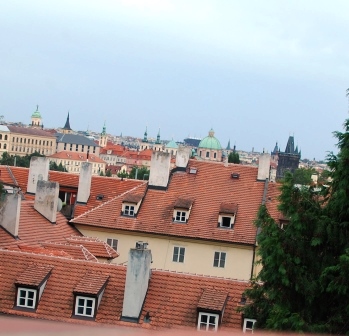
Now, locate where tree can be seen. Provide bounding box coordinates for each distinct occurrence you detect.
[117,170,129,179]
[99,170,105,176]
[292,167,316,185]
[240,116,349,333]
[228,151,240,164]
[105,169,112,177]
[50,161,66,172]
[129,166,150,180]
[0,151,45,167]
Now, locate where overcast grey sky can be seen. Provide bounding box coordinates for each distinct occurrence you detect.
[1,0,349,160]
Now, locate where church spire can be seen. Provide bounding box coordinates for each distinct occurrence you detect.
[143,126,148,143]
[226,139,231,150]
[155,128,161,144]
[63,112,72,130]
[101,121,106,136]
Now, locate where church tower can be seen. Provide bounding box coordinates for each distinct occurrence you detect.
[99,122,108,148]
[62,112,73,134]
[31,105,42,128]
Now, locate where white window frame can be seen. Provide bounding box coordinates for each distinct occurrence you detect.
[213,251,226,268]
[106,238,118,250]
[197,312,219,331]
[172,246,185,263]
[17,287,37,309]
[123,204,135,216]
[218,214,235,229]
[75,296,96,317]
[174,210,187,222]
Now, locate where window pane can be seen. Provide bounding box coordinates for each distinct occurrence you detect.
[28,291,34,299]
[78,298,84,306]
[201,315,208,323]
[86,307,92,316]
[86,299,93,307]
[19,298,26,305]
[209,316,216,324]
[77,306,84,314]
[27,298,34,307]
[19,290,26,298]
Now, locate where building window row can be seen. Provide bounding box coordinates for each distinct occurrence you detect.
[13,137,53,146]
[0,134,8,140]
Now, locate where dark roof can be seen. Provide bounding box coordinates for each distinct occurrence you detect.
[7,125,55,138]
[219,203,238,214]
[122,193,144,204]
[56,133,99,147]
[63,113,72,130]
[174,197,194,209]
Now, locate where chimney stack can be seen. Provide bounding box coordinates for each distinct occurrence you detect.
[175,146,191,170]
[148,152,171,189]
[0,188,21,237]
[76,162,92,204]
[257,153,271,181]
[121,242,152,322]
[27,157,50,194]
[34,180,59,223]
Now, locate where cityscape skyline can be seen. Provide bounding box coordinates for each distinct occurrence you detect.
[2,1,349,160]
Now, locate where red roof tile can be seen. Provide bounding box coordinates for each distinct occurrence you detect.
[197,288,228,311]
[49,151,106,164]
[0,250,249,330]
[174,198,194,209]
[220,203,238,214]
[15,264,53,286]
[66,236,119,259]
[122,193,144,204]
[72,160,268,245]
[7,125,56,138]
[74,272,109,295]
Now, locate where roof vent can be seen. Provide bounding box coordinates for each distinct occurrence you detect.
[96,194,104,200]
[231,172,240,179]
[135,241,148,249]
[189,167,197,174]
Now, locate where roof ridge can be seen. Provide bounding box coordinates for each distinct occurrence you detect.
[71,181,148,222]
[80,245,98,262]
[151,268,249,282]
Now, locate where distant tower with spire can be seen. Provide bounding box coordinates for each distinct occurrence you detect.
[31,105,42,128]
[99,121,108,148]
[153,128,164,151]
[62,112,73,134]
[276,135,301,180]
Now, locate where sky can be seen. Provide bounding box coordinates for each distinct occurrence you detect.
[1,0,349,160]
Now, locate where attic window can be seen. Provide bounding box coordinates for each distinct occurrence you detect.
[73,272,109,320]
[123,204,135,216]
[96,194,104,200]
[218,203,238,229]
[189,167,197,174]
[231,172,240,179]
[14,264,52,311]
[173,198,193,223]
[197,289,228,332]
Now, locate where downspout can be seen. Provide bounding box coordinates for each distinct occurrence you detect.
[250,178,269,279]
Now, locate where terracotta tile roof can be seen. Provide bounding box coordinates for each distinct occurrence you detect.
[49,151,106,164]
[7,125,56,138]
[174,198,194,209]
[220,203,238,214]
[100,144,126,155]
[0,250,248,330]
[15,264,53,286]
[72,160,268,245]
[122,193,144,204]
[73,178,147,217]
[17,243,72,258]
[265,182,282,220]
[74,272,109,295]
[0,166,145,218]
[66,236,119,259]
[197,288,228,312]
[41,242,98,262]
[0,201,81,249]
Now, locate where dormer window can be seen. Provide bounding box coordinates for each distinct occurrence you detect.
[173,197,194,224]
[121,193,144,217]
[14,264,52,311]
[218,203,238,229]
[17,288,37,309]
[73,272,109,320]
[124,204,135,216]
[197,289,228,332]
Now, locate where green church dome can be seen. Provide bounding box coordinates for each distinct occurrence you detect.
[31,105,42,119]
[166,139,178,149]
[198,129,222,150]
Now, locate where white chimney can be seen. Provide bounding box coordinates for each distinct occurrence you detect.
[148,152,171,189]
[257,153,271,181]
[0,188,21,237]
[76,162,92,204]
[175,146,191,170]
[121,242,152,322]
[27,157,50,194]
[34,180,59,223]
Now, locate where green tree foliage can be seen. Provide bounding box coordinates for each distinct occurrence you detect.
[117,170,129,179]
[105,169,112,177]
[129,166,150,180]
[0,151,45,168]
[49,161,67,172]
[241,117,349,333]
[292,167,316,185]
[99,170,105,176]
[228,151,240,164]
